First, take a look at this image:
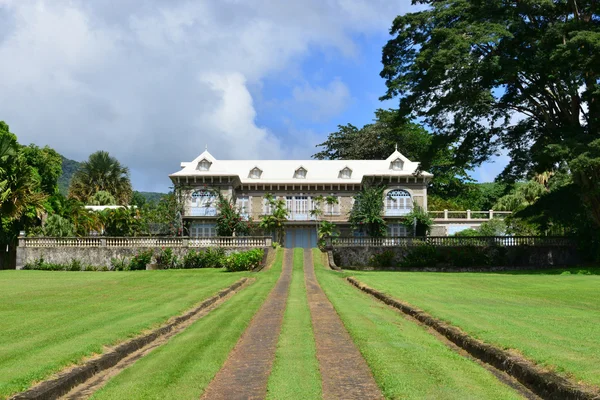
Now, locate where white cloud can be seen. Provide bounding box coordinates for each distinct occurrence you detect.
[289,78,352,122]
[0,0,411,191]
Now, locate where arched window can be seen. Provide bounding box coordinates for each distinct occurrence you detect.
[190,190,217,216]
[385,189,412,216]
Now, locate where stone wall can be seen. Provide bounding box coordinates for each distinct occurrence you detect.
[16,246,265,269]
[332,245,581,271]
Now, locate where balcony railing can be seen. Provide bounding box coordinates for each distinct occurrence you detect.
[190,207,217,217]
[429,210,512,220]
[384,208,412,216]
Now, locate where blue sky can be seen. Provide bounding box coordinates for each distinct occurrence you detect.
[0,0,507,192]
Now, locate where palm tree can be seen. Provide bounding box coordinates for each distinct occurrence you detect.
[69,151,133,205]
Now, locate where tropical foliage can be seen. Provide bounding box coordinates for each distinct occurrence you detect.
[215,192,253,236]
[259,194,288,245]
[348,185,387,237]
[380,0,600,231]
[68,150,133,205]
[314,109,470,200]
[401,205,433,237]
[1,122,62,260]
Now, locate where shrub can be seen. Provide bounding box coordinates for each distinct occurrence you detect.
[369,250,396,268]
[182,250,203,269]
[110,256,129,271]
[128,249,153,271]
[204,248,226,268]
[155,247,178,269]
[224,249,264,272]
[23,258,104,271]
[181,248,226,269]
[399,244,439,268]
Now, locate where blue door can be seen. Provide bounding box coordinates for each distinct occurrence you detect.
[285,227,317,248]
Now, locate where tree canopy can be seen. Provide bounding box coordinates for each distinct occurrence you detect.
[68,151,133,205]
[314,108,471,200]
[1,122,62,252]
[381,0,600,227]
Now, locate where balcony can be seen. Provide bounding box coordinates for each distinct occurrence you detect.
[384,208,412,217]
[190,207,217,217]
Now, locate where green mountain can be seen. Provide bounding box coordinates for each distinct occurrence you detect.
[58,156,166,203]
[58,156,81,195]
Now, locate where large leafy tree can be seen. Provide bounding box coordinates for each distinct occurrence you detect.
[1,122,62,264]
[314,109,471,200]
[381,0,600,227]
[69,151,133,205]
[0,124,47,221]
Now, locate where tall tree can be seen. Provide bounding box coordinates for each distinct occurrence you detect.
[380,0,600,227]
[69,151,133,205]
[1,122,61,262]
[314,109,471,200]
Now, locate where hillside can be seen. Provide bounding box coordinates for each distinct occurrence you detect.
[58,156,166,202]
[58,156,81,195]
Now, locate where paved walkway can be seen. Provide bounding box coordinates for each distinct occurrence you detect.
[201,249,293,400]
[304,249,383,400]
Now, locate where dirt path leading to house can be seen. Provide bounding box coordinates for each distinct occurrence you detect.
[200,249,293,400]
[304,249,383,400]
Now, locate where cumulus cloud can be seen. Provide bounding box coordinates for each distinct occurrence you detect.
[0,0,411,191]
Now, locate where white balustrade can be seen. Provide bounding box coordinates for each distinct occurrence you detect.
[19,236,270,249]
[331,236,574,248]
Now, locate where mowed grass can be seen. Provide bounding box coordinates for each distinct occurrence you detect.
[0,269,249,399]
[353,269,600,387]
[92,249,284,400]
[267,248,321,399]
[313,250,522,400]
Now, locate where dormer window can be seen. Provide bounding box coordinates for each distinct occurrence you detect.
[249,167,262,179]
[390,158,403,171]
[197,159,212,171]
[339,167,352,179]
[294,167,307,179]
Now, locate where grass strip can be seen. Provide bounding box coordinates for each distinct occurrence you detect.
[266,248,321,399]
[352,269,600,387]
[91,249,284,400]
[312,250,522,400]
[0,269,247,399]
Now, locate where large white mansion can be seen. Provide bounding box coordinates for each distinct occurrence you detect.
[169,149,432,247]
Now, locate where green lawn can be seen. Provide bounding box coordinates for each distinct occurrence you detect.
[0,268,249,399]
[91,249,284,400]
[314,250,523,400]
[351,268,600,387]
[267,248,321,399]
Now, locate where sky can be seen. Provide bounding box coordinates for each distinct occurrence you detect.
[0,0,508,192]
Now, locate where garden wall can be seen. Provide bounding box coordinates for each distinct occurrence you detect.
[16,246,266,269]
[332,245,581,271]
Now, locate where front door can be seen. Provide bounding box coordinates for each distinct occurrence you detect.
[284,227,317,249]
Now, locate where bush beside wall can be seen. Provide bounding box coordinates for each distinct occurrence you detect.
[23,247,263,271]
[335,244,580,271]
